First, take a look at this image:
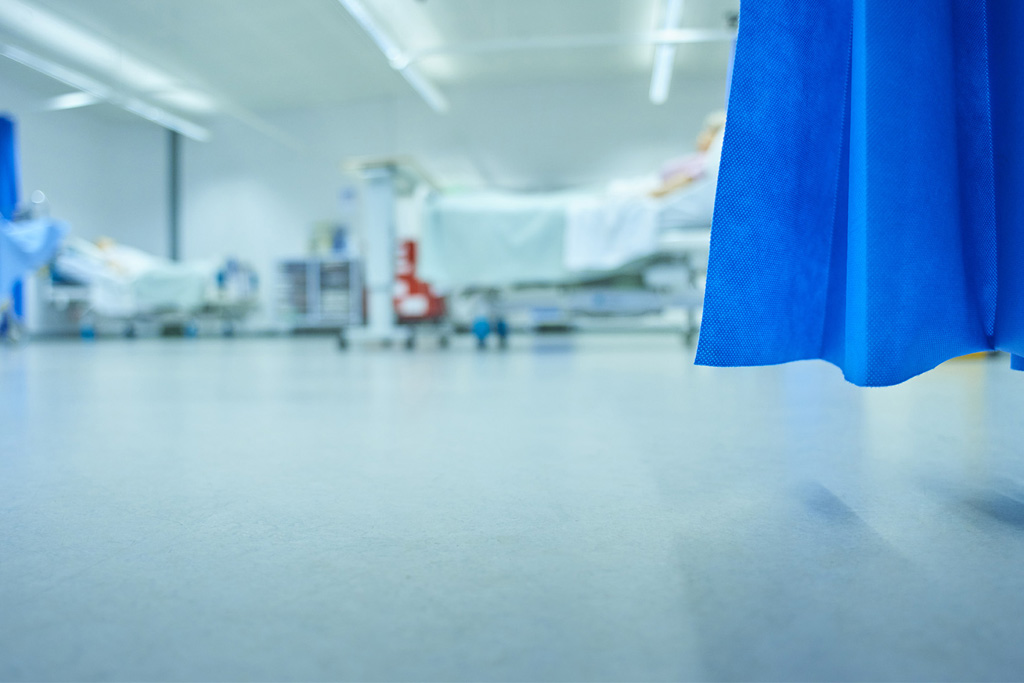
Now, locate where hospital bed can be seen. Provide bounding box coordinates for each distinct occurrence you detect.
[417,117,722,346]
[418,179,713,345]
[46,237,259,337]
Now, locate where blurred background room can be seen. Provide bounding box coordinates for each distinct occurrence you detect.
[2,1,1024,681]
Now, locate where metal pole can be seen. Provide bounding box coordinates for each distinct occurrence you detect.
[169,129,181,261]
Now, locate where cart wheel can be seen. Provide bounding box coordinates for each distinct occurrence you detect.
[405,334,416,350]
[337,331,348,350]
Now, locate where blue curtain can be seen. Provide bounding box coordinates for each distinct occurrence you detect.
[696,0,1024,386]
[0,115,17,221]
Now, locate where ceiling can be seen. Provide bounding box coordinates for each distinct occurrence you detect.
[2,0,738,118]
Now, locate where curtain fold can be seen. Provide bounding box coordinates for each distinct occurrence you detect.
[696,0,1024,386]
[0,115,17,221]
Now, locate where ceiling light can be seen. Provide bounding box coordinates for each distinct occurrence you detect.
[1,43,210,141]
[337,0,403,64]
[1,43,110,97]
[154,89,219,115]
[397,64,449,113]
[0,0,174,92]
[336,0,449,113]
[1,0,297,148]
[0,0,216,114]
[650,0,686,105]
[44,91,100,111]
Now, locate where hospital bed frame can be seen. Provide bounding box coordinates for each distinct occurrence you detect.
[450,228,708,347]
[40,266,260,338]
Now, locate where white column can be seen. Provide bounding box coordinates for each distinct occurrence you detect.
[360,166,397,343]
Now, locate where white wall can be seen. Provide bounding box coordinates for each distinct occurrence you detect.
[2,75,169,256]
[180,98,397,330]
[181,75,727,329]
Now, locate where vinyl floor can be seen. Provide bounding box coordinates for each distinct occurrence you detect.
[1,335,1023,681]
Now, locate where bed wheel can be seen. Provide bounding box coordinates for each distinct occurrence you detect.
[472,317,490,349]
[337,331,349,350]
[124,324,136,339]
[404,334,416,350]
[495,319,509,349]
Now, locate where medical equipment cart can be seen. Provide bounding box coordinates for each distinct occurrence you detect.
[277,257,364,348]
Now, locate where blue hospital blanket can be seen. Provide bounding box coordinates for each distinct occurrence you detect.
[696,0,1024,386]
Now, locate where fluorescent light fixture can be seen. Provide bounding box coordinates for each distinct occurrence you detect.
[337,0,403,64]
[649,44,675,104]
[153,89,219,115]
[1,43,111,97]
[0,0,219,119]
[2,0,298,148]
[336,0,449,113]
[0,0,177,93]
[657,28,736,44]
[44,91,100,111]
[1,42,210,140]
[650,0,685,104]
[397,64,449,113]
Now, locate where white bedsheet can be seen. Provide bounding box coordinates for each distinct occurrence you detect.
[421,183,714,287]
[420,125,724,288]
[564,196,660,272]
[420,192,572,287]
[55,238,218,317]
[655,175,717,231]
